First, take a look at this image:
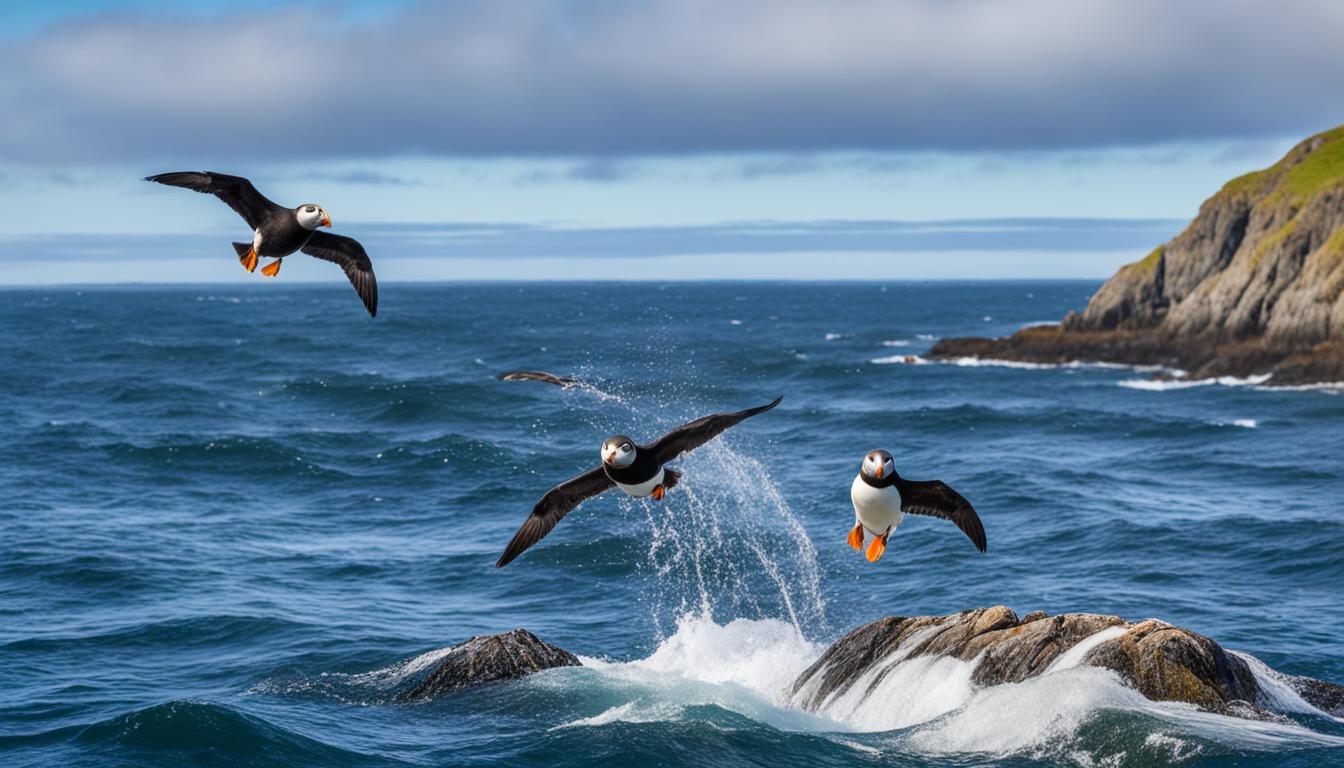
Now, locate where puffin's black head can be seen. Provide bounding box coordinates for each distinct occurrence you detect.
[601,435,636,468]
[296,204,332,230]
[861,449,895,480]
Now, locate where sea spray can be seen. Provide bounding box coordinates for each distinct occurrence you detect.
[558,379,827,639]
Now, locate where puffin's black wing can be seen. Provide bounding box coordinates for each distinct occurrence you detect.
[301,231,378,317]
[497,371,580,388]
[646,396,782,465]
[144,171,282,230]
[496,466,615,567]
[894,478,987,552]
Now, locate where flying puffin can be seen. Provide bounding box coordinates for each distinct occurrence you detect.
[849,449,987,562]
[496,370,581,388]
[496,396,782,567]
[145,171,377,317]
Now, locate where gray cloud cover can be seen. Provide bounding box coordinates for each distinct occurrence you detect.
[3,0,1343,164]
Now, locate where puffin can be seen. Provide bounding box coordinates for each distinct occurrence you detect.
[496,395,782,567]
[145,171,377,316]
[849,449,987,562]
[496,370,581,388]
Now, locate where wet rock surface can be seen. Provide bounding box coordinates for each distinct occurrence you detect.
[791,607,1344,718]
[401,629,580,700]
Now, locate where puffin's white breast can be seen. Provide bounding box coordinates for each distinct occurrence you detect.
[615,466,664,498]
[851,474,902,536]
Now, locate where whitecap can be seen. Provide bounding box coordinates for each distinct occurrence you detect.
[1119,374,1273,391]
[871,354,927,365]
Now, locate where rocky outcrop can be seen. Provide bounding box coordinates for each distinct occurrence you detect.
[401,629,580,700]
[931,126,1344,385]
[791,607,1344,718]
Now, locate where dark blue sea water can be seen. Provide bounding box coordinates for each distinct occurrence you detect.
[2,282,1341,767]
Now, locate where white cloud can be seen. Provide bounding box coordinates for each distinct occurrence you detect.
[2,0,1343,163]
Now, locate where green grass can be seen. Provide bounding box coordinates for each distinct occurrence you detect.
[1216,126,1344,203]
[1278,129,1344,200]
[1121,246,1164,275]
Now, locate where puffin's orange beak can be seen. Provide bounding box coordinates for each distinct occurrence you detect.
[875,465,883,479]
[321,213,332,228]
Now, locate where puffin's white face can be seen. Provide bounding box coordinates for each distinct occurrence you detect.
[861,450,895,480]
[296,204,331,230]
[601,436,636,469]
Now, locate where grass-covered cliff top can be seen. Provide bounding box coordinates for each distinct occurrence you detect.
[1220,125,1344,202]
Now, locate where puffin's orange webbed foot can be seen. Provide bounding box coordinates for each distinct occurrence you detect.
[865,533,888,563]
[240,249,259,273]
[847,524,864,551]
[651,485,666,501]
[260,259,281,277]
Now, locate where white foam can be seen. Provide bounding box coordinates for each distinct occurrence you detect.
[551,701,680,730]
[617,614,821,700]
[871,354,928,365]
[1045,626,1128,673]
[1233,650,1343,721]
[1119,374,1273,391]
[824,332,845,341]
[812,648,979,731]
[880,339,911,347]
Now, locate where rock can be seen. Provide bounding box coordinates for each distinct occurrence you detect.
[930,126,1344,385]
[401,629,580,700]
[790,607,1342,718]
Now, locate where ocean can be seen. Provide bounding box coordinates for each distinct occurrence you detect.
[1,281,1341,767]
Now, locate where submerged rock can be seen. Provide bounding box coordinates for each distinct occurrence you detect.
[930,125,1344,385]
[402,629,580,700]
[791,607,1344,718]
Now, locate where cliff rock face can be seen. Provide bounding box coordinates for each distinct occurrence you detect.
[790,607,1344,718]
[932,127,1344,384]
[401,629,580,700]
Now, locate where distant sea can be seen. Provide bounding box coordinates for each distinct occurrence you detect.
[2,282,1341,767]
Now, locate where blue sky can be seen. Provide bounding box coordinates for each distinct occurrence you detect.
[1,0,1340,283]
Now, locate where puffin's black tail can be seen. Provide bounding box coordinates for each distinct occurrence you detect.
[232,242,251,258]
[663,468,681,489]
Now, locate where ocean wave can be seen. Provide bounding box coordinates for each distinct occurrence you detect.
[880,339,911,347]
[1118,374,1273,391]
[870,354,928,365]
[248,644,459,704]
[540,616,1344,761]
[71,700,379,764]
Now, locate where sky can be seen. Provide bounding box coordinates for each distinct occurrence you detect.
[1,0,1341,283]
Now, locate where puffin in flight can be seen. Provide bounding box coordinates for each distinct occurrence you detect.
[145,172,377,316]
[849,450,987,562]
[496,396,782,567]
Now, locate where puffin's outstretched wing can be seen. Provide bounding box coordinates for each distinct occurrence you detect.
[894,478,987,552]
[646,396,782,465]
[301,231,378,317]
[144,171,282,230]
[497,371,580,388]
[496,466,615,567]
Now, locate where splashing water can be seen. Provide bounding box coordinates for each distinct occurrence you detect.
[558,382,828,639]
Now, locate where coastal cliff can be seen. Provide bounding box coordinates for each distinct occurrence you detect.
[931,126,1344,384]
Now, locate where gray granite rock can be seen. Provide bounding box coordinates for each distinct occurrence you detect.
[401,629,580,700]
[791,607,1344,718]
